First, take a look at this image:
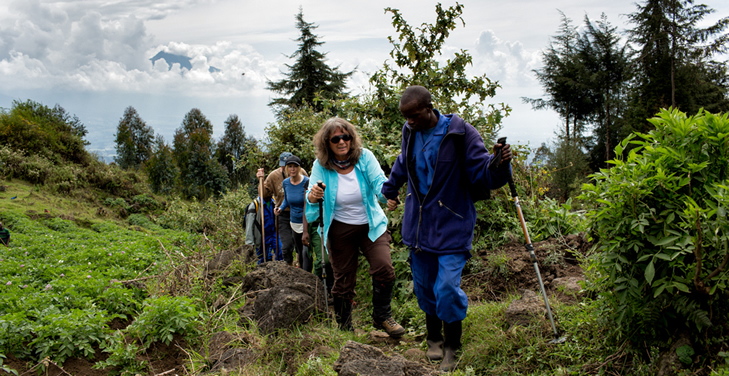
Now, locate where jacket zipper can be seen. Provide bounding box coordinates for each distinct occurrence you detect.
[408,126,464,250]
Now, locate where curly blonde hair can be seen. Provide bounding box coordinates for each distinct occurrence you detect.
[313,117,363,170]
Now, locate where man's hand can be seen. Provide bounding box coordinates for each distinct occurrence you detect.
[273,207,281,216]
[302,231,309,246]
[387,199,399,211]
[493,143,513,164]
[256,168,265,179]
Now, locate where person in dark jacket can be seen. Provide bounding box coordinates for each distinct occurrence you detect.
[0,223,9,246]
[244,196,279,264]
[382,85,512,371]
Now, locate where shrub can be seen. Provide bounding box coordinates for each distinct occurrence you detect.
[156,188,251,249]
[126,296,201,347]
[581,108,729,346]
[127,214,159,230]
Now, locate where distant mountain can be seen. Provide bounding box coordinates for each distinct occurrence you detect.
[149,51,221,73]
[150,51,192,70]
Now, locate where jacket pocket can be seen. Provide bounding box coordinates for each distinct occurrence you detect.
[438,200,464,219]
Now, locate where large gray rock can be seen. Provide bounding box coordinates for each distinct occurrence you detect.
[239,261,327,334]
[210,348,256,372]
[505,289,548,327]
[552,276,584,295]
[333,341,439,376]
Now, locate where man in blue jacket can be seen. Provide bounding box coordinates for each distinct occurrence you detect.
[382,85,512,371]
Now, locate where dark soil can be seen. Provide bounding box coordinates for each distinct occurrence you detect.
[5,336,189,376]
[463,233,590,303]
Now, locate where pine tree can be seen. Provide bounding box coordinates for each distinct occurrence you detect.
[523,12,594,144]
[145,135,179,195]
[215,114,256,188]
[266,8,353,116]
[114,106,154,169]
[626,0,729,132]
[173,108,229,199]
[578,14,632,167]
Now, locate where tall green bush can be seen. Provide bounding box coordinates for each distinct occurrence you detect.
[581,108,729,345]
[0,100,88,165]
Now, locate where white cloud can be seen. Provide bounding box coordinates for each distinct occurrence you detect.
[473,29,542,87]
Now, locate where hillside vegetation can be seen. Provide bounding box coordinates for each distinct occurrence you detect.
[1,97,729,375]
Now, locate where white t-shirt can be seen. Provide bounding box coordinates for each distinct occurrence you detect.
[333,169,369,225]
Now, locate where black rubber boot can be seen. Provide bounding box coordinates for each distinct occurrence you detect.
[333,296,353,331]
[425,314,444,361]
[372,279,405,338]
[440,320,462,372]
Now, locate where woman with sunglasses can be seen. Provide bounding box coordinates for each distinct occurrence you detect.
[306,117,405,338]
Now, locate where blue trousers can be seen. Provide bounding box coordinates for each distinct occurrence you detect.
[410,249,470,324]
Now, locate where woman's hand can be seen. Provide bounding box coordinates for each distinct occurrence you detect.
[308,183,326,202]
[302,231,309,246]
[274,207,281,216]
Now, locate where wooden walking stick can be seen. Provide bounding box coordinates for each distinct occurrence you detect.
[259,174,267,263]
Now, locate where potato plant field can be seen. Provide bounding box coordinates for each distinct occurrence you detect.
[0,211,200,370]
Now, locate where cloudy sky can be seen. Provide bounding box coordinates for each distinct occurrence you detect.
[1,0,727,160]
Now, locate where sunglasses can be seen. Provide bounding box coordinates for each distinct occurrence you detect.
[330,134,352,143]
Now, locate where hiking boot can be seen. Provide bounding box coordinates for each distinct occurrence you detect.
[333,297,353,331]
[373,317,405,338]
[426,340,444,361]
[425,313,444,360]
[440,320,462,372]
[440,347,458,372]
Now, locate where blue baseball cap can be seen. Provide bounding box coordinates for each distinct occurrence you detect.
[279,152,293,166]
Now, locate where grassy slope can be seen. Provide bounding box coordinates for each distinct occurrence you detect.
[2,178,723,376]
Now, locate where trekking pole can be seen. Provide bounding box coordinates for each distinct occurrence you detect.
[492,137,566,344]
[275,213,280,261]
[259,174,266,263]
[317,181,332,320]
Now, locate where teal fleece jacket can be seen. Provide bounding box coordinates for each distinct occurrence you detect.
[305,148,389,243]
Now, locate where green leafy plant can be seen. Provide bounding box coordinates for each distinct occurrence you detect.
[581,108,729,345]
[94,331,148,376]
[677,344,695,365]
[0,353,18,376]
[126,296,202,347]
[295,355,337,376]
[485,251,511,278]
[29,308,113,364]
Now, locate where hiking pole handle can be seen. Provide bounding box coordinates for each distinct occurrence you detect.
[317,181,325,202]
[490,136,517,198]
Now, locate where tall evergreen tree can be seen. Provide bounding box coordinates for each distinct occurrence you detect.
[578,14,633,168]
[626,0,729,132]
[114,106,154,170]
[215,114,256,188]
[523,12,595,144]
[145,135,179,195]
[266,8,354,116]
[173,108,229,199]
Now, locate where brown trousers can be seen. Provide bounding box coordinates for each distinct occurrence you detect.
[328,220,395,300]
